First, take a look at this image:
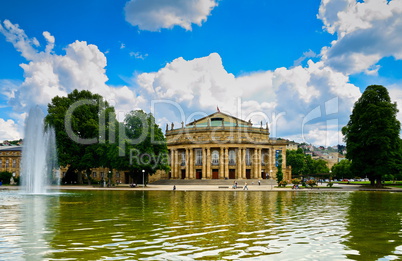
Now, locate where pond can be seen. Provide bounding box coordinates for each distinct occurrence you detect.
[0,190,401,260]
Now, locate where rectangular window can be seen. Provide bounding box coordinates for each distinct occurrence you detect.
[5,159,9,168]
[93,172,97,178]
[195,149,202,166]
[229,150,236,166]
[12,159,16,168]
[116,172,120,178]
[101,172,104,178]
[0,159,2,168]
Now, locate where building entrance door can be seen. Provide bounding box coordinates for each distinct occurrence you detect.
[196,169,202,179]
[229,169,235,179]
[212,169,219,179]
[181,169,186,179]
[246,169,251,179]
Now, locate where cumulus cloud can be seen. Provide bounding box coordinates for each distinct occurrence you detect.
[0,20,144,138]
[124,0,218,31]
[319,0,402,75]
[0,118,21,141]
[0,20,146,139]
[137,53,361,146]
[388,85,402,124]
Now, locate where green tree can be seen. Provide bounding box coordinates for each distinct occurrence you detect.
[286,148,306,176]
[342,85,401,187]
[313,159,329,174]
[115,110,169,184]
[45,89,116,184]
[331,159,353,180]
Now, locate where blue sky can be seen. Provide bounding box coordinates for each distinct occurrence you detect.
[1,0,402,146]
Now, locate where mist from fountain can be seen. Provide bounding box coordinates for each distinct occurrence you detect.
[21,106,59,194]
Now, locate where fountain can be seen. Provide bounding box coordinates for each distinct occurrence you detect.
[21,106,59,194]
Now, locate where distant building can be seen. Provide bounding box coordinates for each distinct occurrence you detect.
[286,141,298,151]
[0,146,22,177]
[165,111,291,180]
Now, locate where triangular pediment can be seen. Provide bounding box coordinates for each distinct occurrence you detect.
[187,111,252,127]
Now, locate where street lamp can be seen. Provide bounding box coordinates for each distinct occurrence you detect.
[142,169,145,187]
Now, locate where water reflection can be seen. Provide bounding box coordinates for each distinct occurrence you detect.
[0,191,59,261]
[1,190,402,260]
[47,191,354,260]
[345,192,402,260]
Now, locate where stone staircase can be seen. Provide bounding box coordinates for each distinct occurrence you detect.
[150,179,277,186]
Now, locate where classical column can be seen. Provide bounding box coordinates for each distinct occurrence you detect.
[237,148,242,179]
[242,148,247,179]
[170,149,175,179]
[185,149,189,179]
[224,147,229,179]
[172,150,177,179]
[206,148,211,179]
[253,148,258,179]
[257,148,262,179]
[270,147,275,179]
[219,147,224,179]
[202,147,206,179]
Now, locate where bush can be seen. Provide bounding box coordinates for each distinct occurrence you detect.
[278,180,288,187]
[291,178,301,185]
[327,181,334,188]
[306,179,316,188]
[0,171,13,185]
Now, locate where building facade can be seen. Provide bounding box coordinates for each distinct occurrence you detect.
[166,112,291,180]
[0,146,22,177]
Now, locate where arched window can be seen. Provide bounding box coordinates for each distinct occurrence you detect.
[211,150,219,165]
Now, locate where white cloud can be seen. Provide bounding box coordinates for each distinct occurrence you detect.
[124,0,218,31]
[0,118,21,141]
[136,53,361,146]
[388,85,402,124]
[318,0,402,74]
[0,20,144,139]
[130,51,148,60]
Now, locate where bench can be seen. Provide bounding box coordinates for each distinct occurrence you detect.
[218,186,229,188]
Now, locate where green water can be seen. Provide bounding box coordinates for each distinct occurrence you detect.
[0,190,401,260]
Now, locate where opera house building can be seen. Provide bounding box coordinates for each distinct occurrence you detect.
[166,112,291,180]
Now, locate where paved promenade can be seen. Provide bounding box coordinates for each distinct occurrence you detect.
[1,181,401,192]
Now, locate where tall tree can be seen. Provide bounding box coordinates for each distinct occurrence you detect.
[342,85,401,187]
[45,89,116,184]
[331,159,353,180]
[276,153,284,183]
[286,148,307,176]
[114,110,169,184]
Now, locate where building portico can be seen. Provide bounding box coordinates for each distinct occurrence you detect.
[166,111,291,180]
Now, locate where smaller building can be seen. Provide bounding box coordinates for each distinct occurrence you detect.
[0,146,22,177]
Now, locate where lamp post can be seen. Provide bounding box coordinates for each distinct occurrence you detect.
[142,169,145,187]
